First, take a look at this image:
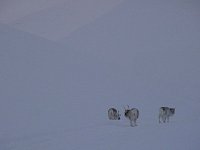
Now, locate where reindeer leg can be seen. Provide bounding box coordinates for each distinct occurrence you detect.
[159,115,161,123]
[130,120,134,127]
[167,116,169,123]
[163,116,166,123]
[134,120,137,126]
[135,119,138,126]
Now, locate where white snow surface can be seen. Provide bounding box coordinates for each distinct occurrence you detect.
[0,0,200,150]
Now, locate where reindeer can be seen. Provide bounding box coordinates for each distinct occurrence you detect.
[124,105,139,127]
[108,108,121,120]
[159,107,175,123]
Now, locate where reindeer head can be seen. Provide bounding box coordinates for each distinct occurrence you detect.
[170,108,175,115]
[124,105,131,117]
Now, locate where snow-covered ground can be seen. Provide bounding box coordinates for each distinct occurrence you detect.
[0,0,200,150]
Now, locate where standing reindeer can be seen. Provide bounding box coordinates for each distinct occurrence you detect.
[124,105,139,127]
[159,107,175,123]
